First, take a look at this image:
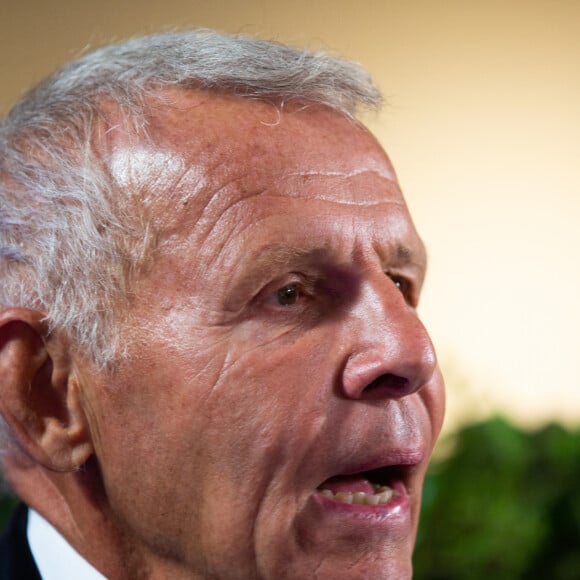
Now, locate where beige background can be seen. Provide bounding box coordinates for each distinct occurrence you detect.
[2,1,579,432]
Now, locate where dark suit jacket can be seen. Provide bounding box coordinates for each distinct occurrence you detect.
[0,504,42,579]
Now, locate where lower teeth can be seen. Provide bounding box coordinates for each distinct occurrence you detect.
[318,486,395,505]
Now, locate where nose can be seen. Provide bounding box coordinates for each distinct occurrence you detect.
[340,275,437,400]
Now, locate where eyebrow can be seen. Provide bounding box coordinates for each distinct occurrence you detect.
[249,245,328,274]
[249,241,427,276]
[394,243,427,270]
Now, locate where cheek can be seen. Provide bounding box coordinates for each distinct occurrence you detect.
[90,315,342,567]
[203,337,332,472]
[163,335,338,572]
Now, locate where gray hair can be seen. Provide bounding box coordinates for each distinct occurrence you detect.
[0,29,382,372]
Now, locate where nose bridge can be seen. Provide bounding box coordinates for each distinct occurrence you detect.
[341,272,436,399]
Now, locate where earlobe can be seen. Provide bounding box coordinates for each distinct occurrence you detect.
[0,308,94,472]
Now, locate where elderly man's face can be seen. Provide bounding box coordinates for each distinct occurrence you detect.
[80,92,445,579]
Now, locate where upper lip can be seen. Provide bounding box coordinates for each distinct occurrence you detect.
[312,400,432,492]
[317,444,426,492]
[337,447,425,476]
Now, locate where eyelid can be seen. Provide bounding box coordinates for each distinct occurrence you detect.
[259,273,315,305]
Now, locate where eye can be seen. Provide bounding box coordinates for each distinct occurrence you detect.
[387,273,413,304]
[275,283,302,306]
[259,276,315,312]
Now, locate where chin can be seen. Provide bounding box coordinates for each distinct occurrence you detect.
[261,544,414,580]
[276,559,412,580]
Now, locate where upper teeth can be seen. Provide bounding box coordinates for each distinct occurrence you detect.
[318,485,395,506]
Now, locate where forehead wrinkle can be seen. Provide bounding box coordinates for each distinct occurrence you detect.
[286,195,405,207]
[195,185,271,244]
[155,174,267,254]
[209,194,411,270]
[285,167,396,182]
[176,188,413,264]
[195,164,404,232]
[140,147,401,239]
[279,170,403,207]
[160,184,276,269]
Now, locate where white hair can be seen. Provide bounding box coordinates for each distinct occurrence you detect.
[0,29,382,369]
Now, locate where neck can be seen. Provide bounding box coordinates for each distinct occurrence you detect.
[4,455,210,579]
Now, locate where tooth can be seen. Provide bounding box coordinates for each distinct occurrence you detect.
[364,494,380,506]
[377,489,394,504]
[317,484,397,506]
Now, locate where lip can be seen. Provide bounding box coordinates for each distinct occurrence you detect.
[291,476,416,574]
[334,447,426,477]
[314,479,409,518]
[317,445,426,495]
[306,446,424,531]
[289,429,430,559]
[302,479,412,548]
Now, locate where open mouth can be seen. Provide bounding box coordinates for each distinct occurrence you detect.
[317,466,406,506]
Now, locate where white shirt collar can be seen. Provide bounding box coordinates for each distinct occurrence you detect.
[27,508,106,580]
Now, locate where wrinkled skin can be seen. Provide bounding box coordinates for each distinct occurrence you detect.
[75,92,445,579]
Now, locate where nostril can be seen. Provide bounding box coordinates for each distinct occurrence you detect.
[365,373,409,394]
[342,344,433,399]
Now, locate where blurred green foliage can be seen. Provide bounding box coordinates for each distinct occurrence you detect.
[1,417,578,578]
[414,417,580,579]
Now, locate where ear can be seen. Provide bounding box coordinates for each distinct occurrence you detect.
[0,308,94,472]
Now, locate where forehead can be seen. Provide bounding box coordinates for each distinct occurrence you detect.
[107,90,398,203]
[105,89,422,261]
[143,89,395,176]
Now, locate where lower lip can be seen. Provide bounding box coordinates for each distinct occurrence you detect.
[311,480,410,524]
